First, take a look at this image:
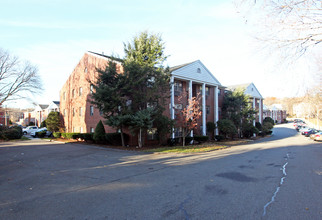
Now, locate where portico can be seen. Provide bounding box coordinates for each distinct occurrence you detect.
[169,60,222,138]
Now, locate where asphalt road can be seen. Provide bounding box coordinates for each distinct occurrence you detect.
[0,124,321,220]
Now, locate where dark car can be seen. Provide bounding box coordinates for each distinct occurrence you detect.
[304,129,320,137]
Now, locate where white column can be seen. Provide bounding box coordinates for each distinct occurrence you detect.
[189,80,193,137]
[170,76,175,138]
[253,98,256,126]
[202,83,206,135]
[214,86,219,135]
[259,99,262,123]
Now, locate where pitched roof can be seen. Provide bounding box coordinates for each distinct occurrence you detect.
[169,61,196,72]
[226,83,251,91]
[38,104,49,110]
[53,101,60,105]
[170,60,222,86]
[226,82,263,99]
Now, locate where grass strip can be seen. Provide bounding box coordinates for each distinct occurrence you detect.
[143,144,229,153]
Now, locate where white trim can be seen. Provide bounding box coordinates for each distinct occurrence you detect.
[259,99,262,123]
[189,80,193,138]
[253,98,256,127]
[170,76,175,138]
[202,83,206,135]
[215,86,219,135]
[171,74,220,87]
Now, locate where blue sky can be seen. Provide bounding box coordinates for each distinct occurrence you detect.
[1,0,320,107]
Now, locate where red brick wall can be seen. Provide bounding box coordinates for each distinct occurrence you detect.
[59,52,122,133]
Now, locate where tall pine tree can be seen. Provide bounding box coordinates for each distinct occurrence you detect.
[92,31,170,147]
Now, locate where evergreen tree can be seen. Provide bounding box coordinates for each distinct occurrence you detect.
[93,120,106,143]
[92,31,170,147]
[46,112,61,132]
[91,60,130,146]
[222,89,257,137]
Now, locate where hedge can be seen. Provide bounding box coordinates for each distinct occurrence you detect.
[193,135,209,143]
[0,126,23,140]
[53,132,61,138]
[105,133,129,145]
[79,133,93,141]
[61,133,80,139]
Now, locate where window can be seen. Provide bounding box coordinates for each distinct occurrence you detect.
[206,106,210,114]
[84,67,88,73]
[72,89,75,98]
[64,109,66,116]
[206,87,210,96]
[63,92,66,100]
[147,76,155,87]
[90,127,94,133]
[80,127,83,133]
[197,68,201,73]
[147,128,158,140]
[79,107,82,116]
[90,106,94,116]
[99,110,103,116]
[174,104,182,109]
[72,108,75,117]
[218,89,221,95]
[174,81,183,96]
[73,127,76,132]
[90,84,94,94]
[174,127,182,138]
[79,87,82,96]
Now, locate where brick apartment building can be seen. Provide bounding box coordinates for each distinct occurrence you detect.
[263,104,287,123]
[60,51,264,145]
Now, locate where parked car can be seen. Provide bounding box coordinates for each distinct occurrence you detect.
[301,127,312,135]
[313,132,322,141]
[304,129,320,137]
[298,126,309,133]
[23,126,39,135]
[30,127,52,138]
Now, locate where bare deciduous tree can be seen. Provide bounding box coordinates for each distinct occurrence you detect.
[236,0,322,58]
[0,48,42,105]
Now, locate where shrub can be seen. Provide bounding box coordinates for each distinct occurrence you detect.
[40,120,47,128]
[61,133,67,138]
[93,120,106,143]
[105,133,129,145]
[215,135,225,141]
[79,133,93,141]
[255,122,262,131]
[167,138,179,146]
[184,136,193,144]
[263,117,275,125]
[53,132,61,138]
[217,119,237,139]
[61,133,80,139]
[242,122,259,138]
[206,121,216,137]
[194,135,209,143]
[262,122,274,135]
[35,130,47,138]
[2,128,22,140]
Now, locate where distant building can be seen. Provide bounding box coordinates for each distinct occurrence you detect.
[263,104,287,123]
